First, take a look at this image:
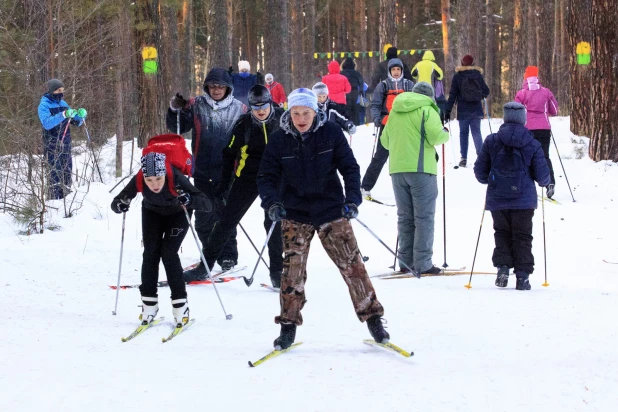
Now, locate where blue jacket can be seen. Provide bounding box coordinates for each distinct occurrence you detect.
[474,122,550,211]
[445,66,490,120]
[257,110,362,226]
[231,73,258,106]
[38,93,83,147]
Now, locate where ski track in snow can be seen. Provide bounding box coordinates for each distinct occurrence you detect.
[1,117,617,411]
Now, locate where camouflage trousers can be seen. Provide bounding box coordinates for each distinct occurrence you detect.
[275,218,385,326]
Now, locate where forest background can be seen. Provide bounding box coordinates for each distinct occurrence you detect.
[0,0,616,227]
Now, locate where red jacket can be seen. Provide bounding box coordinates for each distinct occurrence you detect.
[322,61,351,105]
[266,81,287,105]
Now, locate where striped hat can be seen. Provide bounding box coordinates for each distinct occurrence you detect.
[141,152,167,177]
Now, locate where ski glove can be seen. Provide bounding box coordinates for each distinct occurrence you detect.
[170,93,188,111]
[177,192,192,207]
[342,202,359,220]
[345,121,356,134]
[268,203,287,222]
[77,108,87,118]
[111,197,130,214]
[374,117,382,128]
[64,109,78,119]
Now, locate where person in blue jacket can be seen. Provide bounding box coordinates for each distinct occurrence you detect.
[257,88,389,351]
[231,61,260,106]
[473,102,550,291]
[38,79,87,200]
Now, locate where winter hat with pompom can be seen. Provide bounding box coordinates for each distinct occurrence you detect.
[503,102,527,126]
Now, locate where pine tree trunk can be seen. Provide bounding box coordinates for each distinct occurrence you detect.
[510,0,526,100]
[379,0,397,59]
[207,0,229,68]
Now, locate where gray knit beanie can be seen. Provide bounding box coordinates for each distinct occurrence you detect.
[48,79,64,94]
[412,82,435,100]
[503,102,527,125]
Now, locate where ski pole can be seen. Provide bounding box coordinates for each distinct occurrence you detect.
[550,130,576,202]
[182,205,232,320]
[484,98,493,134]
[239,223,270,270]
[464,204,486,289]
[541,187,549,287]
[389,235,399,270]
[442,143,448,269]
[447,120,458,169]
[112,212,127,315]
[176,110,180,135]
[82,120,104,183]
[371,126,379,160]
[355,218,417,278]
[243,221,277,287]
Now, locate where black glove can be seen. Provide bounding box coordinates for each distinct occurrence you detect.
[111,197,130,214]
[344,121,356,134]
[268,203,287,222]
[374,117,382,128]
[170,93,188,111]
[342,202,359,219]
[443,111,450,122]
[177,192,192,207]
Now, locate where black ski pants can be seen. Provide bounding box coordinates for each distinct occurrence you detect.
[531,129,555,185]
[491,209,535,276]
[361,125,388,192]
[139,208,189,301]
[203,177,283,274]
[193,178,238,264]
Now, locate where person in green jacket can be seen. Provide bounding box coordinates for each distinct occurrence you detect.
[380,82,449,275]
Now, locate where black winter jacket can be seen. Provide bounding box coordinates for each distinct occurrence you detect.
[318,99,352,131]
[257,110,362,226]
[220,106,284,188]
[445,66,490,120]
[113,167,212,216]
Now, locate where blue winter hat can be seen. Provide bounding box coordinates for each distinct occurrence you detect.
[287,88,318,112]
[503,102,527,125]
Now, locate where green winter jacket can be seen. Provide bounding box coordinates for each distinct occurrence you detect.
[380,92,449,175]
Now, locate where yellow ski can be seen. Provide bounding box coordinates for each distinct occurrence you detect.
[248,342,303,367]
[363,339,414,358]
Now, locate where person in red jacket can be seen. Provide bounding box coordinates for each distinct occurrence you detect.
[321,60,351,105]
[264,73,286,108]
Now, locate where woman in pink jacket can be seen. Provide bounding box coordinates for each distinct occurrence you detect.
[322,60,351,105]
[515,66,559,198]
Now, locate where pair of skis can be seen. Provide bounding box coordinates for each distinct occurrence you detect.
[109,266,247,290]
[121,317,196,343]
[372,266,492,280]
[248,340,413,367]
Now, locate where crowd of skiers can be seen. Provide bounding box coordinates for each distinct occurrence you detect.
[39,43,559,350]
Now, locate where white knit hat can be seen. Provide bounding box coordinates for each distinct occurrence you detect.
[238,60,251,71]
[287,88,318,111]
[265,73,274,82]
[311,82,329,96]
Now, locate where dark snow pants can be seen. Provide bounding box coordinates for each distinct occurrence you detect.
[43,136,72,200]
[491,209,535,277]
[140,208,189,301]
[361,126,388,192]
[531,129,555,185]
[203,177,283,274]
[193,178,238,265]
[275,218,384,326]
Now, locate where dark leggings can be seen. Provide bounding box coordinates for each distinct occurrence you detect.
[531,129,555,185]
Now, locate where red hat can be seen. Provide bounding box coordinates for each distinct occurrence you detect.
[524,66,539,79]
[461,55,474,66]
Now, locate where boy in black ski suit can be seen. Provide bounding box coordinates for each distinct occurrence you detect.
[473,102,550,290]
[111,152,212,326]
[312,82,356,135]
[202,85,285,287]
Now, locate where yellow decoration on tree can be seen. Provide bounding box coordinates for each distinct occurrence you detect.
[354,52,359,58]
[369,52,373,57]
[327,52,331,58]
[576,41,591,65]
[314,53,318,59]
[142,47,157,60]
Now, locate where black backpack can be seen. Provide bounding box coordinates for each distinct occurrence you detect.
[489,143,527,198]
[460,76,483,102]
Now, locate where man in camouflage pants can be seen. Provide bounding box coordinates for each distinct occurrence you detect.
[257,88,390,350]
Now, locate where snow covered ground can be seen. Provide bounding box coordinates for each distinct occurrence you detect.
[1,116,617,412]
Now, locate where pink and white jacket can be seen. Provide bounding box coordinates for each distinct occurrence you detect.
[514,77,558,130]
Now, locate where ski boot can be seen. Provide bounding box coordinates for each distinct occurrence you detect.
[367,315,390,343]
[459,158,467,168]
[172,299,190,327]
[361,188,371,200]
[495,266,510,288]
[516,273,531,291]
[546,184,555,199]
[274,323,296,350]
[183,263,207,282]
[140,296,159,325]
[421,265,442,275]
[220,259,236,272]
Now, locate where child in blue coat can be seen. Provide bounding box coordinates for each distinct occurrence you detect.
[473,102,550,290]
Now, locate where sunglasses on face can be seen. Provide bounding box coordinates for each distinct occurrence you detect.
[251,104,269,111]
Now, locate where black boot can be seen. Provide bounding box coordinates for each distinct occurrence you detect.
[270,271,282,288]
[273,323,296,350]
[495,266,509,288]
[516,273,531,290]
[367,315,390,343]
[183,263,207,283]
